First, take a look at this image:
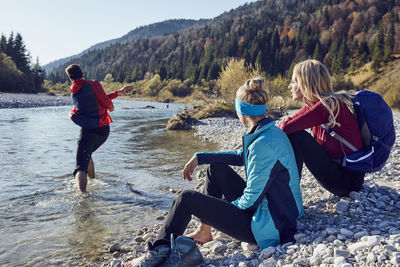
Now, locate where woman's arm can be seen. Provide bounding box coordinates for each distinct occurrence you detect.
[182,149,243,181]
[278,102,329,134]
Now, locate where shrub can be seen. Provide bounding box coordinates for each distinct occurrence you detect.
[216,58,263,107]
[164,79,192,97]
[157,88,174,103]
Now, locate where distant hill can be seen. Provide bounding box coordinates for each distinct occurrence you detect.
[48,0,400,90]
[44,19,206,73]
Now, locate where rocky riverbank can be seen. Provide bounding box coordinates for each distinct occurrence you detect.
[0,92,71,108]
[97,113,400,267]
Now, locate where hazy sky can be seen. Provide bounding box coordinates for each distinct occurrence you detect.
[1,0,257,65]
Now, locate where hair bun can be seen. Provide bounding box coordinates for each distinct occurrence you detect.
[248,77,265,91]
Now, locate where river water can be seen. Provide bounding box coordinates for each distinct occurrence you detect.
[0,99,217,266]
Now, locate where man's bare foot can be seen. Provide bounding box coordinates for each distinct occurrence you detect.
[185,228,213,244]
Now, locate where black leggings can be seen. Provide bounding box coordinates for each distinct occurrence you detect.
[74,125,110,175]
[288,130,364,196]
[157,164,256,243]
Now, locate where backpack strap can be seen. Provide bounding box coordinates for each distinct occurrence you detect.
[322,125,358,152]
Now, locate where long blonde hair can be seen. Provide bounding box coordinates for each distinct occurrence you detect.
[236,76,269,105]
[293,59,354,127]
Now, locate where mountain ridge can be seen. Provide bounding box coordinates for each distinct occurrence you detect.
[43,18,207,73]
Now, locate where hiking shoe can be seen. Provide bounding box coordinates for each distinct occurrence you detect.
[128,239,170,267]
[161,234,204,267]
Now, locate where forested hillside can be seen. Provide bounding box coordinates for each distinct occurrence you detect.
[48,0,400,85]
[0,32,45,93]
[43,19,206,73]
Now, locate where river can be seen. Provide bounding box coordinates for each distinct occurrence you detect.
[0,99,217,266]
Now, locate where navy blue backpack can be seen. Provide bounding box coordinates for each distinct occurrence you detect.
[327,90,396,173]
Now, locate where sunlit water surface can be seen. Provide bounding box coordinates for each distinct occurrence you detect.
[0,99,217,266]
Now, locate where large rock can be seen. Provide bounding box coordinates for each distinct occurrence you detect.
[166,109,197,130]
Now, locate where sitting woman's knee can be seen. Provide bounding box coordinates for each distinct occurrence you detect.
[177,189,198,203]
[208,163,230,176]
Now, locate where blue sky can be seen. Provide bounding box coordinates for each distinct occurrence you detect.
[1,0,257,65]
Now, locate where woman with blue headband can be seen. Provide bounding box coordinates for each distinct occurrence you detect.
[127,77,303,266]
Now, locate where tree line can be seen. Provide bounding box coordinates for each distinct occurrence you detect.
[0,32,45,93]
[47,0,399,87]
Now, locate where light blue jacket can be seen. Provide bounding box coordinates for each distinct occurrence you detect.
[196,118,303,248]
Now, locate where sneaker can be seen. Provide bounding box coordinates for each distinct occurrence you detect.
[161,234,204,267]
[127,239,170,267]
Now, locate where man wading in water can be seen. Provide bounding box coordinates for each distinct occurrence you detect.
[65,64,132,193]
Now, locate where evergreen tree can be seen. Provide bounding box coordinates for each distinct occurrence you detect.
[207,61,221,80]
[358,34,370,65]
[372,25,385,72]
[327,39,339,73]
[383,23,395,62]
[336,38,349,71]
[0,34,7,53]
[255,51,264,70]
[313,42,322,61]
[32,57,45,91]
[12,33,31,73]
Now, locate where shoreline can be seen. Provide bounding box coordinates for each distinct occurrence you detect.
[94,114,400,267]
[0,92,72,109]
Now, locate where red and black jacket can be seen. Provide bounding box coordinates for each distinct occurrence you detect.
[69,79,118,129]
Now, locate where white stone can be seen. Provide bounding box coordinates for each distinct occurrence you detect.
[367,252,377,262]
[309,255,321,265]
[347,242,369,254]
[202,240,220,248]
[259,258,277,267]
[333,256,346,264]
[241,242,258,251]
[390,255,400,265]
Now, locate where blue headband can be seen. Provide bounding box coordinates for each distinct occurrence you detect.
[235,98,267,116]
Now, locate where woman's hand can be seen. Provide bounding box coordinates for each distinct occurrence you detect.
[182,156,198,181]
[118,85,133,95]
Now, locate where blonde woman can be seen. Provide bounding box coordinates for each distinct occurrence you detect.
[279,59,365,196]
[128,77,303,266]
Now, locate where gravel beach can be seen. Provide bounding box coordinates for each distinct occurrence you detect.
[0,92,71,108]
[99,113,400,267]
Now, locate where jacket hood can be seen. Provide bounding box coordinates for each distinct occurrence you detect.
[70,79,86,93]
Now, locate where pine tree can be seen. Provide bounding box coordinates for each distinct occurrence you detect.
[255,51,264,70]
[372,25,385,72]
[358,34,370,65]
[313,42,322,61]
[336,38,349,71]
[207,61,221,80]
[383,23,395,63]
[32,57,45,91]
[12,33,31,73]
[327,39,339,73]
[0,34,7,53]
